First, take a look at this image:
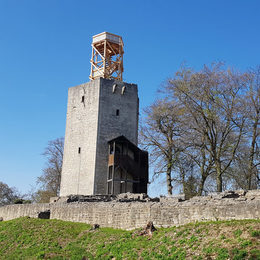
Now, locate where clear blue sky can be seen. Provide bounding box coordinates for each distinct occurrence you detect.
[0,0,259,197]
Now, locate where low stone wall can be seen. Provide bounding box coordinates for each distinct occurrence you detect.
[0,203,50,221]
[0,190,259,230]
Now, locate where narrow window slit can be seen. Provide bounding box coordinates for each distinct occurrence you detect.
[116,109,120,116]
[78,147,81,154]
[112,84,117,93]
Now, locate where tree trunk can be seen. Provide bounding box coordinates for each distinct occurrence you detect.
[248,116,258,189]
[216,174,222,192]
[166,164,172,195]
[198,175,206,196]
[216,161,222,192]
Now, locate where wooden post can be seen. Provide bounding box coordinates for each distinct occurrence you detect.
[106,143,111,194]
[112,141,116,194]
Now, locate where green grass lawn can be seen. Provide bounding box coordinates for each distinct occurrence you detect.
[0,217,259,259]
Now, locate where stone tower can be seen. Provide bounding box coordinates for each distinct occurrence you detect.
[60,32,142,196]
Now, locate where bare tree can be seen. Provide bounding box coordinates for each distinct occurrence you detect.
[0,181,19,206]
[142,63,258,194]
[165,63,248,192]
[36,137,64,202]
[172,153,201,198]
[140,99,184,195]
[246,67,260,188]
[233,67,260,189]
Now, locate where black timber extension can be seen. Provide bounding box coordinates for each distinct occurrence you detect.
[107,135,148,195]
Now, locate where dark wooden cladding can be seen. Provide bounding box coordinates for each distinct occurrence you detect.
[106,135,148,195]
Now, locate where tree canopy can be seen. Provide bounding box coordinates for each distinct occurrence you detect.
[141,63,259,196]
[0,181,19,206]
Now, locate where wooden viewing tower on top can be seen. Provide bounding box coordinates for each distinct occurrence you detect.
[89,32,124,81]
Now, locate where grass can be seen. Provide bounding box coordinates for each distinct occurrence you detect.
[0,218,259,259]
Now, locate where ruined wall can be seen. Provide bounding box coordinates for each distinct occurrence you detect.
[50,190,260,229]
[0,203,50,221]
[0,190,259,230]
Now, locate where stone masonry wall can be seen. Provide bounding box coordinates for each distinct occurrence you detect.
[94,78,139,194]
[0,203,50,221]
[60,78,139,196]
[0,190,259,230]
[60,79,101,196]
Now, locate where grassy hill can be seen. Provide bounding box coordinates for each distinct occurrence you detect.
[0,217,259,259]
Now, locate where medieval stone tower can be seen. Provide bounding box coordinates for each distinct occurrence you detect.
[59,32,146,196]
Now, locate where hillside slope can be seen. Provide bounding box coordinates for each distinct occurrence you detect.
[0,218,259,259]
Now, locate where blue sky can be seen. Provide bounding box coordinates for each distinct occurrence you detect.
[0,0,259,197]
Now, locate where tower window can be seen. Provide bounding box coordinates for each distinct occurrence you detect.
[81,96,85,103]
[78,147,81,154]
[116,109,120,116]
[112,84,117,93]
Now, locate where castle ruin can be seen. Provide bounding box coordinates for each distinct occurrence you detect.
[1,33,259,230]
